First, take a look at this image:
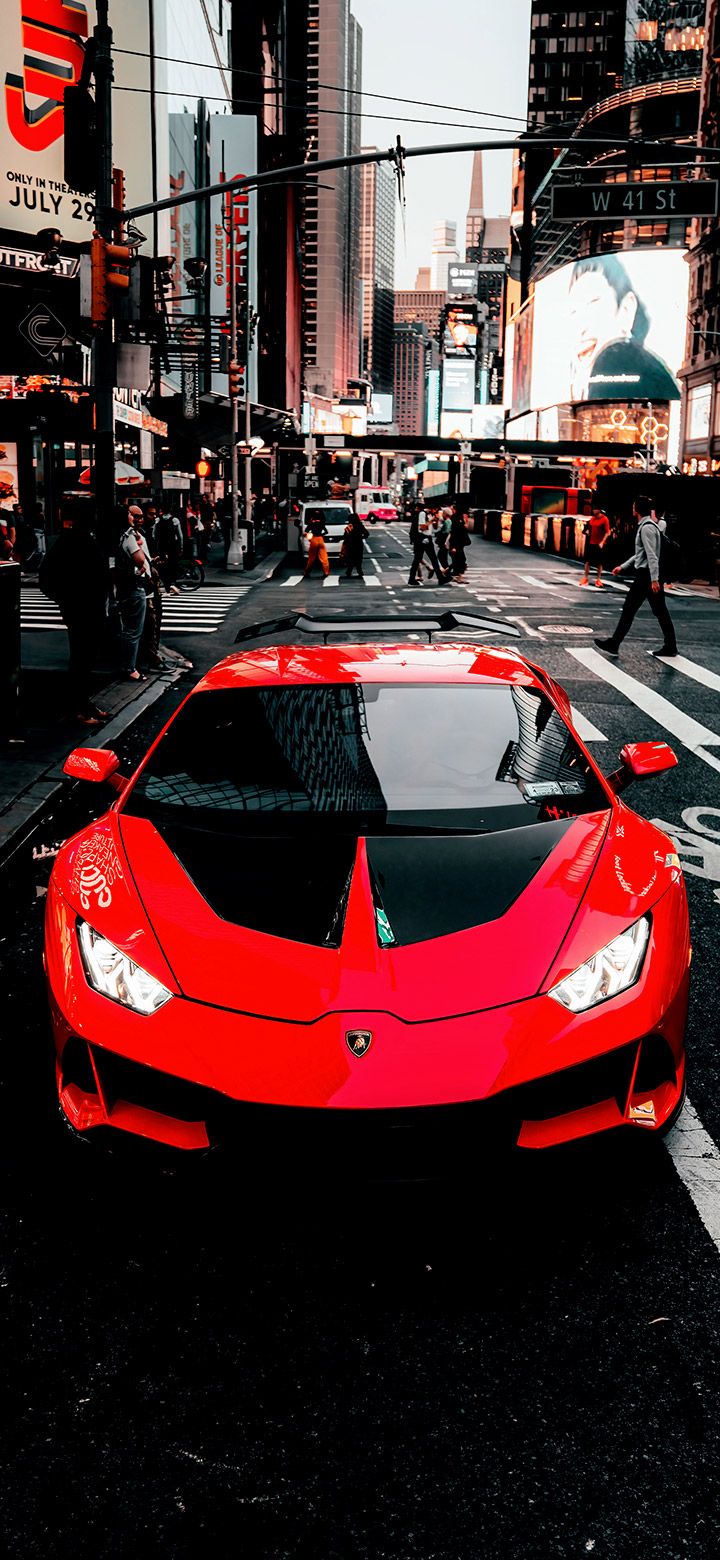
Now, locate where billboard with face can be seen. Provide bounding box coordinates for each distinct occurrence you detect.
[443,305,478,358]
[531,250,688,407]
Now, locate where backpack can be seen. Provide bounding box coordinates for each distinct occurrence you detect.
[639,520,681,584]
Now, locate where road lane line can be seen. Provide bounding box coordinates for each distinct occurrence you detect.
[649,652,720,695]
[571,708,608,742]
[566,647,720,765]
[666,1100,720,1252]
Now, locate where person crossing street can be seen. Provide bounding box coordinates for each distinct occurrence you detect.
[303,509,331,579]
[595,495,677,658]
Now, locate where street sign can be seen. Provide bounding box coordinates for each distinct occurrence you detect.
[551,181,719,222]
[18,304,67,360]
[235,443,253,457]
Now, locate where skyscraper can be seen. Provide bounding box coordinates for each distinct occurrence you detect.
[527,3,626,127]
[304,1,363,399]
[393,321,429,435]
[359,153,397,395]
[431,221,460,291]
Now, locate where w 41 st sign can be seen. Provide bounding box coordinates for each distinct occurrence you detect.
[552,182,719,222]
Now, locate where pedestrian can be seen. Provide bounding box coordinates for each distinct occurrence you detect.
[408,504,446,585]
[595,494,677,659]
[153,507,183,593]
[303,509,330,578]
[115,504,150,680]
[136,506,165,669]
[342,513,369,579]
[580,507,611,588]
[37,504,110,726]
[449,509,471,581]
[435,508,452,575]
[0,507,16,559]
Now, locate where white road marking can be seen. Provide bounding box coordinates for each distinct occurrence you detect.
[280,574,303,587]
[515,573,561,592]
[566,647,720,769]
[649,652,720,695]
[506,616,544,639]
[571,708,607,743]
[364,576,382,587]
[322,574,339,587]
[666,1100,720,1252]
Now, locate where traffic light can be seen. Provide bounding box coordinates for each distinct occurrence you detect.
[195,458,212,479]
[228,359,242,399]
[63,84,96,195]
[90,232,134,323]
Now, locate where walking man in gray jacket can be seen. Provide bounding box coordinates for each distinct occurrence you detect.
[595,495,677,658]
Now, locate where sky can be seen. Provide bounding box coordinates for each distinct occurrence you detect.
[352,0,532,287]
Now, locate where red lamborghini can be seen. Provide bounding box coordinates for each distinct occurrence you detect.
[45,612,690,1163]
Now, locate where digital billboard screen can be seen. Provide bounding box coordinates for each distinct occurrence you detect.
[443,305,478,358]
[530,250,688,407]
[447,262,479,297]
[442,359,476,412]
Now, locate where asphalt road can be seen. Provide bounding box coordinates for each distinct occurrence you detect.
[4,527,720,1558]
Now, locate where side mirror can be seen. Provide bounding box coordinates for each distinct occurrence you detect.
[609,740,678,793]
[63,747,126,791]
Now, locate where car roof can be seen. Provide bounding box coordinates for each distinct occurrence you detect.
[300,499,352,508]
[194,642,540,692]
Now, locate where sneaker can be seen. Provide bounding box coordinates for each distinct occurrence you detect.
[579,578,589,587]
[594,638,619,656]
[594,581,604,589]
[652,646,678,658]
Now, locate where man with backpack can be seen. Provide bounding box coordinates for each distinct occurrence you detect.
[595,495,677,659]
[115,505,151,680]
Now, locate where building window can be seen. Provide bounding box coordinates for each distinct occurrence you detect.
[687,383,712,442]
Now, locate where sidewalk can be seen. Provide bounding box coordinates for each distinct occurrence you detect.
[0,660,183,866]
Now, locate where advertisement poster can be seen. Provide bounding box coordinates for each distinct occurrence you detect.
[442,305,478,358]
[208,114,257,401]
[447,262,479,298]
[531,250,688,408]
[442,359,476,412]
[169,113,199,313]
[440,410,473,439]
[0,440,19,508]
[1,2,160,243]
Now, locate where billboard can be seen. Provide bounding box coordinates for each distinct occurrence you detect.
[447,262,479,298]
[368,393,394,424]
[0,440,19,508]
[443,304,478,358]
[208,115,257,400]
[169,114,199,314]
[440,410,472,439]
[442,359,475,412]
[1,2,161,243]
[530,251,688,408]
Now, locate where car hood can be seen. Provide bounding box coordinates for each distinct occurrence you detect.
[117,810,611,1023]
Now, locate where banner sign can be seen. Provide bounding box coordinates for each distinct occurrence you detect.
[208,115,257,401]
[1,2,161,244]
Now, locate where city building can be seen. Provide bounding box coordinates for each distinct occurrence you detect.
[393,320,429,435]
[394,289,446,343]
[464,153,511,404]
[679,0,720,473]
[359,152,397,394]
[507,1,707,469]
[431,220,460,291]
[303,0,363,400]
[527,3,626,128]
[415,267,432,289]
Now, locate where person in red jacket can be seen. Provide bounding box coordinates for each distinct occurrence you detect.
[580,508,611,588]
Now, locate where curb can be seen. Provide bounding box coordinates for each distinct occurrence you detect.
[0,670,181,872]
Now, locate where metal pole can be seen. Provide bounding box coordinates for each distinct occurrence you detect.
[226,203,242,570]
[244,308,252,542]
[646,401,654,471]
[93,0,116,537]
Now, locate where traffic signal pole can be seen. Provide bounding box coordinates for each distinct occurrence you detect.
[92,0,116,534]
[227,208,242,571]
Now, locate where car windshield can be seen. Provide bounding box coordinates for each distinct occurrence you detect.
[123,683,608,836]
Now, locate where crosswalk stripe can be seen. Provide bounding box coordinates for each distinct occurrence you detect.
[364,576,382,587]
[648,651,720,694]
[515,572,561,592]
[566,646,720,772]
[280,575,303,587]
[571,707,607,743]
[322,575,339,587]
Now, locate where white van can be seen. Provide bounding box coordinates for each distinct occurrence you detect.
[298,500,354,559]
[354,485,398,524]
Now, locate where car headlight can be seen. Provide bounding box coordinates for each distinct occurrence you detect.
[548,915,651,1013]
[77,921,172,1014]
